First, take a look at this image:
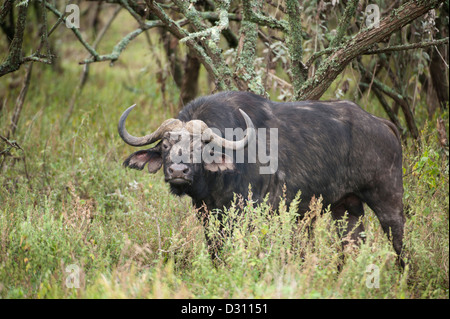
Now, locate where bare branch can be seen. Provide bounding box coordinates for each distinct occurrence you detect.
[47,10,66,37]
[79,19,165,65]
[363,37,449,55]
[371,85,404,136]
[44,0,100,60]
[8,63,33,139]
[92,6,122,50]
[358,62,419,139]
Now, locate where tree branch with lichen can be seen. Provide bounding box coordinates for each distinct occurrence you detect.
[167,0,235,90]
[244,0,288,32]
[296,0,446,101]
[234,0,266,96]
[179,0,230,44]
[0,2,28,77]
[145,0,231,90]
[43,0,100,60]
[285,0,307,93]
[363,37,449,55]
[329,0,359,48]
[79,19,165,65]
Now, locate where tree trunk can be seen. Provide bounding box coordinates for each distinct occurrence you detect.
[179,52,201,108]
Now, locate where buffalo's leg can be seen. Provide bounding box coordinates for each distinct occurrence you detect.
[331,194,365,246]
[362,188,405,267]
[195,206,224,261]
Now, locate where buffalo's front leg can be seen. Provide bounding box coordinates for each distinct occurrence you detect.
[195,206,225,261]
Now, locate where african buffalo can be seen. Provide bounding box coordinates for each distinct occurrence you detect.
[118,91,405,260]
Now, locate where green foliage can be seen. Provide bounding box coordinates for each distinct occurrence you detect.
[401,126,449,297]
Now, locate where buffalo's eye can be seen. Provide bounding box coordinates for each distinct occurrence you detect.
[162,141,170,150]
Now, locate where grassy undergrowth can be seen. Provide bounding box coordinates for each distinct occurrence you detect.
[0,11,448,299]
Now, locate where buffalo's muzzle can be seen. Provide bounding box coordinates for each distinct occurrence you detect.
[166,163,191,185]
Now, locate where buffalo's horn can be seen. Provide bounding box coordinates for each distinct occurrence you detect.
[118,104,183,146]
[188,109,255,151]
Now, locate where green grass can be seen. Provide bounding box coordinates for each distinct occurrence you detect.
[0,11,448,299]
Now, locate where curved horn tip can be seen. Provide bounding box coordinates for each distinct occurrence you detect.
[238,108,251,120]
[208,108,255,151]
[125,103,137,113]
[119,104,138,123]
[238,109,255,128]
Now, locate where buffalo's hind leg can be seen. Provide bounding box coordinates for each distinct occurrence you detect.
[362,188,405,267]
[331,194,365,246]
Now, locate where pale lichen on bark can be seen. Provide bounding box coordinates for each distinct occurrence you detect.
[173,0,234,90]
[285,0,307,97]
[233,0,267,96]
[0,2,28,76]
[329,0,359,48]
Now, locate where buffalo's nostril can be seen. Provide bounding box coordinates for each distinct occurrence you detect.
[168,163,190,178]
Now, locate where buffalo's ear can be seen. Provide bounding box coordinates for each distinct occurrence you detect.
[123,147,162,174]
[204,152,235,172]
